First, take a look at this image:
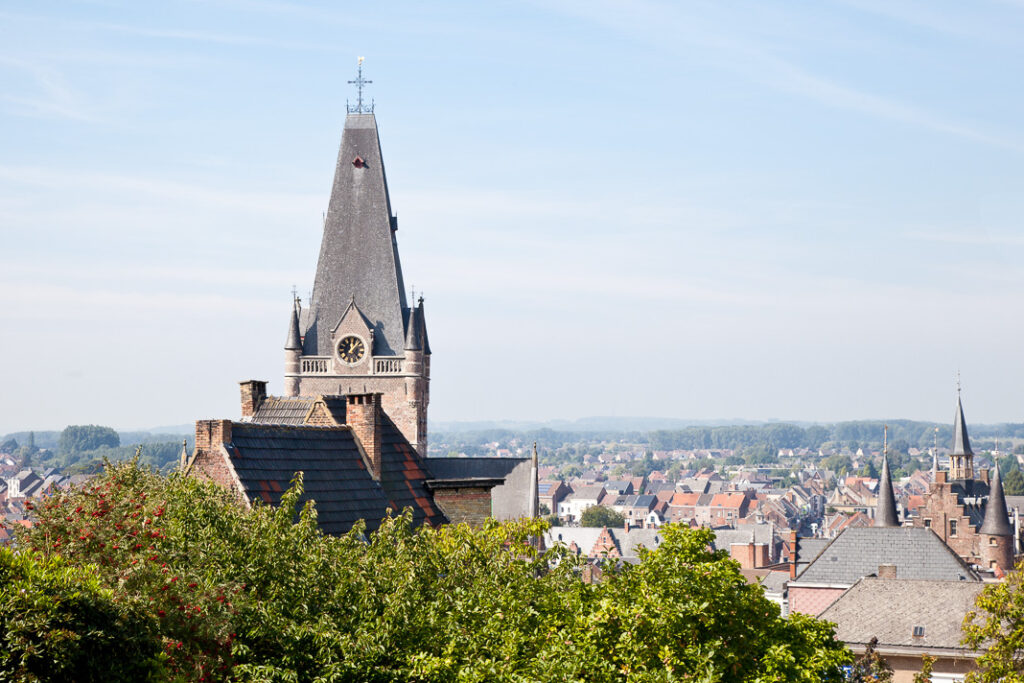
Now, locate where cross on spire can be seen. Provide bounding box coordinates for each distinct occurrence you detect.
[347,57,374,114]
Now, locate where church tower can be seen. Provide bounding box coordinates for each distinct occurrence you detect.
[284,64,431,455]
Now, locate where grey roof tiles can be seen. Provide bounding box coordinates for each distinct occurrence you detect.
[305,113,409,358]
[820,577,985,651]
[794,527,979,585]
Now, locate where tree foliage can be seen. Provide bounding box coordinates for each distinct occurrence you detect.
[58,424,120,454]
[580,505,626,528]
[963,567,1024,682]
[17,460,852,682]
[0,547,162,682]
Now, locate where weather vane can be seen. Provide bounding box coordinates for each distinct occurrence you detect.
[347,56,374,114]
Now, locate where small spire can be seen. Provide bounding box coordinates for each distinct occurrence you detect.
[285,296,302,350]
[404,302,423,351]
[980,465,1013,536]
[952,394,973,456]
[874,432,899,528]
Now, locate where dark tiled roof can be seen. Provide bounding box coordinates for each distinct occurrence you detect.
[227,419,445,536]
[820,578,985,651]
[794,527,979,585]
[425,457,526,481]
[305,113,409,358]
[377,418,447,528]
[250,397,315,426]
[229,423,387,535]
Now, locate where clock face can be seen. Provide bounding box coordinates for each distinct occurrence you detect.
[337,335,366,363]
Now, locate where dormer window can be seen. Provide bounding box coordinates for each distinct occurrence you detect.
[352,156,365,168]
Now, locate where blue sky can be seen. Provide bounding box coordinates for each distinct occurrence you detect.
[3,0,1024,431]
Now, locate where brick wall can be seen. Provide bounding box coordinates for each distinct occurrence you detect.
[346,394,382,480]
[788,585,847,616]
[432,487,492,526]
[188,419,243,503]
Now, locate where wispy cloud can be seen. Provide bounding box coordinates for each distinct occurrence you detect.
[0,57,102,122]
[539,0,1024,153]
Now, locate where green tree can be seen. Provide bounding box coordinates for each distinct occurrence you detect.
[848,637,893,682]
[58,425,120,454]
[1004,468,1024,496]
[580,505,626,528]
[0,547,162,682]
[18,459,853,682]
[963,567,1024,682]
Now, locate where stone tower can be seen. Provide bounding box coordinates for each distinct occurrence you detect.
[285,111,431,456]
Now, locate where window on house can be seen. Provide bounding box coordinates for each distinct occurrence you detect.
[923,518,931,528]
[949,520,958,537]
[990,537,998,546]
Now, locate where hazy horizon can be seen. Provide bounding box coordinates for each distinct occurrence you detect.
[4,2,1024,433]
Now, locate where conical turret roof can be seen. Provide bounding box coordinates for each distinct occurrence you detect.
[285,299,302,351]
[952,396,973,456]
[874,454,899,528]
[404,300,422,351]
[980,466,1013,536]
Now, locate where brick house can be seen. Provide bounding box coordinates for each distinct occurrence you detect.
[185,389,533,533]
[911,395,1016,574]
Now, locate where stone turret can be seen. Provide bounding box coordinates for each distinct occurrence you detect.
[981,466,1014,573]
[284,299,302,397]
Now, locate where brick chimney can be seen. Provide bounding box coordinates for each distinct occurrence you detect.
[239,380,267,418]
[878,564,897,579]
[347,393,382,480]
[755,543,770,568]
[195,420,232,455]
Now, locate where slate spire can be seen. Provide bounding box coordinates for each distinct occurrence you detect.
[404,299,422,351]
[952,395,973,456]
[874,452,899,528]
[950,391,975,481]
[980,465,1013,536]
[305,112,408,357]
[285,298,302,351]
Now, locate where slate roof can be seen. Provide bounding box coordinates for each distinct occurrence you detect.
[249,397,316,426]
[794,527,979,585]
[226,418,445,536]
[952,395,973,456]
[980,465,1013,536]
[425,456,526,481]
[305,113,409,358]
[820,577,986,652]
[874,455,899,527]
